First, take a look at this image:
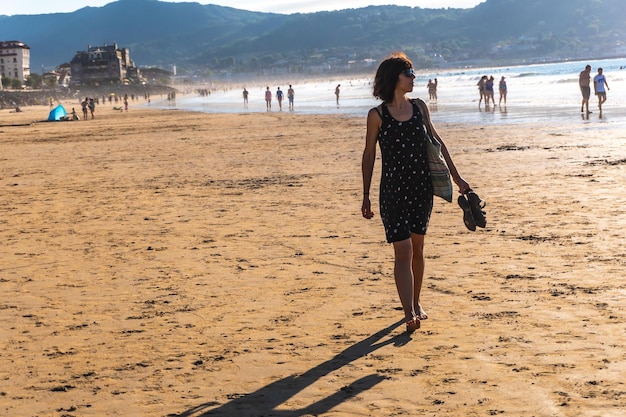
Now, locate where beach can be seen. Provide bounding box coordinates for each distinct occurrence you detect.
[162,57,626,127]
[1,105,626,416]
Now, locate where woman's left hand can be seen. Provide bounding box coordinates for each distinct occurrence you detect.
[455,176,471,194]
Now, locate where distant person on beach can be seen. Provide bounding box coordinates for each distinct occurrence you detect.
[593,67,610,111]
[243,88,248,109]
[579,64,592,114]
[335,84,341,105]
[427,79,438,101]
[81,98,89,120]
[477,75,487,108]
[498,76,507,106]
[287,85,295,111]
[265,86,272,111]
[485,76,496,107]
[361,52,471,334]
[88,97,96,119]
[276,87,284,111]
[427,79,434,100]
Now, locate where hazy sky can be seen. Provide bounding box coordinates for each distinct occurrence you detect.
[1,0,484,16]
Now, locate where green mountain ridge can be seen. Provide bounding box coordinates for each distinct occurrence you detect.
[1,0,624,75]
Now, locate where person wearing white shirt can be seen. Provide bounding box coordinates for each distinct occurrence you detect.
[593,67,610,111]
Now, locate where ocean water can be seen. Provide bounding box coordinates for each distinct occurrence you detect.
[152,57,626,126]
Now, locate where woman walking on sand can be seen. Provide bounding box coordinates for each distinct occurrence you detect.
[361,52,471,333]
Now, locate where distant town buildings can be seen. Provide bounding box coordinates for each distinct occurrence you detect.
[70,43,144,86]
[0,40,31,82]
[43,63,72,88]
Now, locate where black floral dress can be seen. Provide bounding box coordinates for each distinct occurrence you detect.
[377,100,433,243]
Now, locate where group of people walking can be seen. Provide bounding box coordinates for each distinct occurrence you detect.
[477,75,507,108]
[245,85,295,111]
[241,83,342,111]
[579,64,610,114]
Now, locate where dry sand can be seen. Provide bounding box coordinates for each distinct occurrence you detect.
[1,104,626,416]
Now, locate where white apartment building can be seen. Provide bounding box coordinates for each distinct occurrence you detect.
[0,40,31,81]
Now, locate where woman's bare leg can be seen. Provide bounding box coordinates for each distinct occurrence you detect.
[392,238,417,325]
[410,234,428,319]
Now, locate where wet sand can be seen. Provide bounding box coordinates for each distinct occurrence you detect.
[1,105,626,416]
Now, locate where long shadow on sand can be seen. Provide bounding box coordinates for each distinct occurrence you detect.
[171,320,410,417]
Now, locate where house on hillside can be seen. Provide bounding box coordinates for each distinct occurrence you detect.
[0,40,31,82]
[70,43,144,86]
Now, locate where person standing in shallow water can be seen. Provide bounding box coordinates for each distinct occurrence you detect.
[265,86,272,111]
[498,76,507,106]
[579,64,592,114]
[361,52,471,334]
[276,87,284,111]
[287,85,295,111]
[485,76,496,107]
[593,67,610,112]
[427,78,437,101]
[477,75,487,108]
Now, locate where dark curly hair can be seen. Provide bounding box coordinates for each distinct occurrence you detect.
[373,52,413,103]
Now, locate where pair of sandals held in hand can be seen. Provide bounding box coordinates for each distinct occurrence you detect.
[458,190,487,231]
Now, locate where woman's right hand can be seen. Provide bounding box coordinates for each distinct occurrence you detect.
[362,196,374,219]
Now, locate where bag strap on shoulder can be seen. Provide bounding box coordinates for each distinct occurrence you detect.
[413,98,433,137]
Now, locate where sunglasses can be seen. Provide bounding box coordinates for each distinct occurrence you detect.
[403,68,415,77]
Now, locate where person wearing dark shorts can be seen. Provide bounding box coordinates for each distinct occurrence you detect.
[579,64,592,114]
[361,52,471,334]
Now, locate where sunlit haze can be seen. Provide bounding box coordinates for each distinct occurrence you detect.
[1,0,484,16]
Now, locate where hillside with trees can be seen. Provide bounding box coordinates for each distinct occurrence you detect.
[0,0,624,77]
